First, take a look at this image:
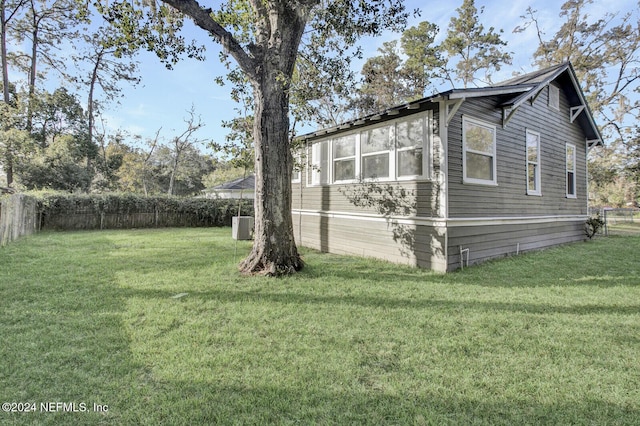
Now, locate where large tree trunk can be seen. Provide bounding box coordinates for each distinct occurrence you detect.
[159,0,309,275]
[238,68,303,276]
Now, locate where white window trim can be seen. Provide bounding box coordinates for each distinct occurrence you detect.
[462,115,498,186]
[566,143,577,198]
[526,129,541,196]
[305,111,431,186]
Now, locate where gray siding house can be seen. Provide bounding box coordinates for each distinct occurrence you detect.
[292,62,602,272]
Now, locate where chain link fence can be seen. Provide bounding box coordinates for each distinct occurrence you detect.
[589,207,640,236]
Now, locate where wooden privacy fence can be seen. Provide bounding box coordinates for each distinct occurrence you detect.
[0,194,38,246]
[0,194,254,246]
[38,195,254,230]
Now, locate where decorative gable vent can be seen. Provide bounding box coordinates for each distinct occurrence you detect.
[549,85,560,110]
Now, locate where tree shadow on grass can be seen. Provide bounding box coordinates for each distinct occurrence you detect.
[118,380,639,425]
[2,232,639,425]
[118,287,640,317]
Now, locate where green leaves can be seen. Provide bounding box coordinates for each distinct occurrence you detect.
[441,0,512,88]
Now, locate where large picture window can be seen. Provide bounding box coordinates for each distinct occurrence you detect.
[306,111,430,186]
[463,116,497,185]
[566,143,576,198]
[526,130,541,195]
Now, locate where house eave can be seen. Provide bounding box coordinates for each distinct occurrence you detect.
[298,61,603,146]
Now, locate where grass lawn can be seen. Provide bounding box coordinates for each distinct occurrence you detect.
[1,228,639,425]
[607,220,640,236]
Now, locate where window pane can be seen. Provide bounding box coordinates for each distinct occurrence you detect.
[397,117,423,149]
[465,121,494,154]
[334,159,355,181]
[527,133,539,163]
[567,171,575,195]
[528,163,537,191]
[398,148,423,177]
[362,153,389,179]
[362,126,391,154]
[311,140,329,185]
[466,152,493,180]
[333,135,355,158]
[566,145,575,170]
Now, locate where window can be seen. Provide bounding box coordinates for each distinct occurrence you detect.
[309,140,329,185]
[526,130,541,195]
[292,150,302,183]
[549,85,560,110]
[566,143,576,198]
[361,125,391,179]
[396,116,424,177]
[333,134,356,182]
[463,116,497,185]
[305,111,430,186]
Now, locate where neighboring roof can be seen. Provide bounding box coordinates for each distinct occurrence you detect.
[212,174,255,191]
[301,62,602,147]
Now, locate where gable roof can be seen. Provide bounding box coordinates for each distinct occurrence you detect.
[213,174,255,191]
[301,62,602,147]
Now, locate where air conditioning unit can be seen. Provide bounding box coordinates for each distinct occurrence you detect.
[232,216,254,240]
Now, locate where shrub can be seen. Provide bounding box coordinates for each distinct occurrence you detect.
[585,214,605,239]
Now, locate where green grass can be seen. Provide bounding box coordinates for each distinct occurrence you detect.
[1,228,639,425]
[607,220,640,236]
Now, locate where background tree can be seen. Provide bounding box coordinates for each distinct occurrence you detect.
[72,23,140,161]
[101,0,414,275]
[166,106,206,196]
[1,0,26,106]
[356,40,413,115]
[9,86,98,190]
[29,87,86,148]
[12,0,82,130]
[1,0,28,186]
[517,0,640,206]
[400,20,442,98]
[441,0,512,88]
[518,0,640,143]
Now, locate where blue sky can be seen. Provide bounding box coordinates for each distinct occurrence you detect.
[89,0,638,151]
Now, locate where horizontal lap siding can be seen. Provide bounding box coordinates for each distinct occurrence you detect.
[446,220,585,270]
[292,179,440,218]
[292,213,448,272]
[447,88,588,218]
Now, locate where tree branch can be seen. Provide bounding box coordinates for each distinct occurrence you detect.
[160,0,258,81]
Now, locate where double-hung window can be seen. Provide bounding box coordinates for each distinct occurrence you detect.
[566,143,576,198]
[361,125,391,179]
[396,116,424,178]
[526,130,541,195]
[463,116,497,185]
[332,134,356,182]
